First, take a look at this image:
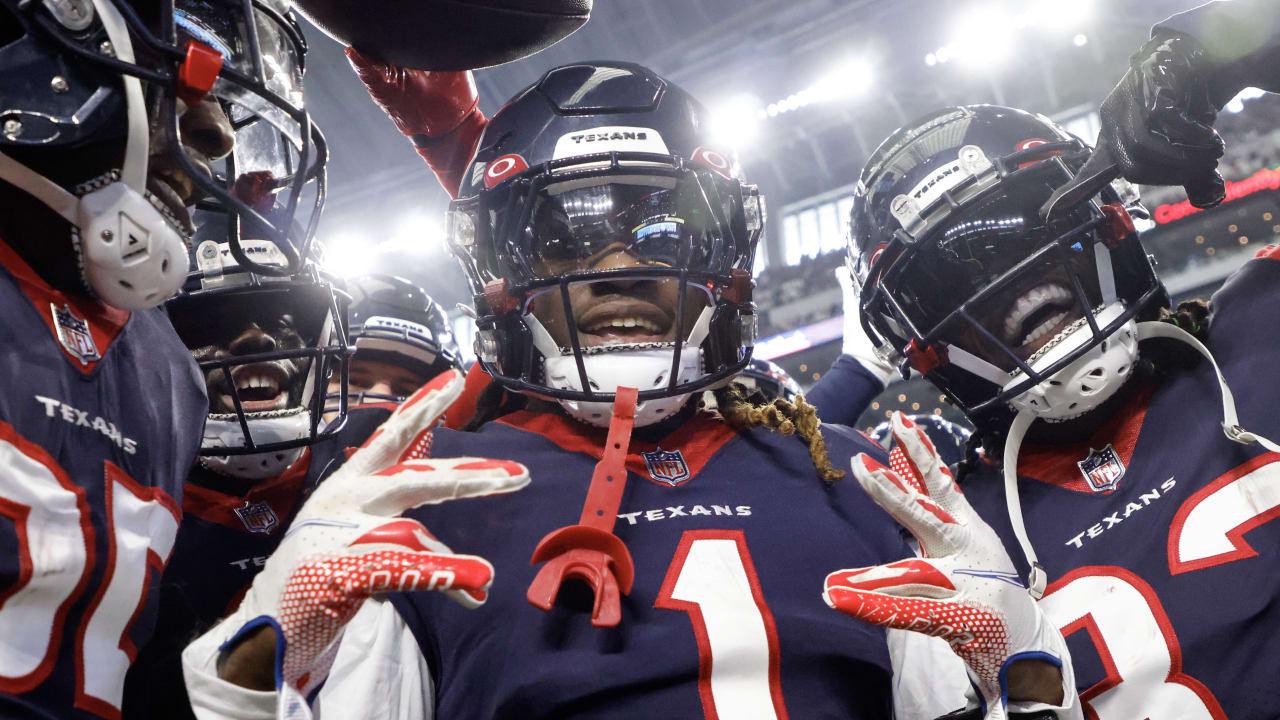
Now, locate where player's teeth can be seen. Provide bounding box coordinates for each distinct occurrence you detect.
[1020,311,1069,347]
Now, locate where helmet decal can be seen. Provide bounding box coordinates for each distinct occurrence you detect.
[552,126,669,159]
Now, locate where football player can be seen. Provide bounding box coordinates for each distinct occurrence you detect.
[122,231,355,719]
[828,1,1280,716]
[183,60,1077,720]
[324,273,463,419]
[0,0,321,716]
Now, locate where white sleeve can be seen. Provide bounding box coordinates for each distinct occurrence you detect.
[314,599,433,719]
[888,628,971,719]
[182,600,433,720]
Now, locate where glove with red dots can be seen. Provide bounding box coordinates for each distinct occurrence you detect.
[212,369,529,715]
[823,412,1075,720]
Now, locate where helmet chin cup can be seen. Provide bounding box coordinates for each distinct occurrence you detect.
[78,182,188,309]
[199,408,309,479]
[1006,305,1138,421]
[526,307,712,428]
[544,345,704,427]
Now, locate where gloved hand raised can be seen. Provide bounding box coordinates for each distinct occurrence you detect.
[201,370,529,717]
[824,412,1074,720]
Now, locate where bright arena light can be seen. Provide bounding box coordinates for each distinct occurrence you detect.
[1225,86,1267,113]
[810,58,874,102]
[1073,33,1088,47]
[707,93,763,150]
[950,7,1014,68]
[384,213,444,255]
[321,233,375,278]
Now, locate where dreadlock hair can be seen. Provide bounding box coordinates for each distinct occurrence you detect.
[958,297,1214,475]
[713,383,846,484]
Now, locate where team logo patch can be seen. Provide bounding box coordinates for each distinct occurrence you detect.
[234,500,280,534]
[1077,444,1125,493]
[52,303,100,365]
[642,448,691,487]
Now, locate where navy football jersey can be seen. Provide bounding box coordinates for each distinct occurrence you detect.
[122,405,391,719]
[0,240,207,719]
[960,250,1280,717]
[390,409,911,719]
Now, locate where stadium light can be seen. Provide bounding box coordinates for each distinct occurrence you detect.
[707,93,764,150]
[321,233,375,277]
[1073,33,1088,47]
[1225,86,1267,113]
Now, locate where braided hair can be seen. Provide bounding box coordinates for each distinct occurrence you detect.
[460,378,845,484]
[712,384,846,484]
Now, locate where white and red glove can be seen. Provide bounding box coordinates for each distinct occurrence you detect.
[823,412,1075,720]
[209,369,529,717]
[835,265,898,388]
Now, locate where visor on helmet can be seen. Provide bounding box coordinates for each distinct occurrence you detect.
[879,163,1106,372]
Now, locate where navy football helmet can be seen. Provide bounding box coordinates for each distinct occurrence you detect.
[446,61,765,427]
[325,273,462,410]
[166,214,350,480]
[870,414,974,469]
[737,357,802,402]
[849,106,1165,430]
[0,0,324,310]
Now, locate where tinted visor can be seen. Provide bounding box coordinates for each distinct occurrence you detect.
[882,165,1107,372]
[523,176,741,279]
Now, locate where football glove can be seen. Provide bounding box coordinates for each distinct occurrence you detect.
[835,265,898,388]
[213,369,529,717]
[824,412,1074,720]
[345,48,487,196]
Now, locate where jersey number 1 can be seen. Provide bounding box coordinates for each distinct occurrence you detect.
[0,426,180,719]
[655,530,790,720]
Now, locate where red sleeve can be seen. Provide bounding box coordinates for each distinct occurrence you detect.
[442,363,494,430]
[412,109,489,199]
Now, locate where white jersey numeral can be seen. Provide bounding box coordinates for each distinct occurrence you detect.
[1041,566,1226,719]
[655,530,790,720]
[1169,453,1280,574]
[0,426,179,719]
[76,461,180,717]
[0,427,92,691]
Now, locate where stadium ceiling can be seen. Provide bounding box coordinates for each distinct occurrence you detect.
[299,0,1194,303]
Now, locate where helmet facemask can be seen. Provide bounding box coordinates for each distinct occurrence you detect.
[167,238,350,479]
[452,155,763,427]
[857,142,1163,425]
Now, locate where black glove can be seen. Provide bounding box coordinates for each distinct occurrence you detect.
[1041,34,1226,221]
[1100,34,1226,207]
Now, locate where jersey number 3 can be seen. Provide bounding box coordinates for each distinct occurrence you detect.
[0,425,180,719]
[655,530,790,720]
[1040,453,1280,719]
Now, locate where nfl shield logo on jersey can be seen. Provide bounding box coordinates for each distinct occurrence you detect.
[642,448,691,487]
[1077,444,1125,492]
[234,500,280,534]
[52,303,100,365]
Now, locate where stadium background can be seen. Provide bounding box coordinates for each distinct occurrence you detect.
[298,0,1280,436]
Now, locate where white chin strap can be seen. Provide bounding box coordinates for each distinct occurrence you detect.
[1002,320,1280,599]
[200,409,309,480]
[0,0,187,309]
[1002,303,1138,422]
[526,306,713,428]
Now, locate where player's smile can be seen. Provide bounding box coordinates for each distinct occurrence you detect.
[576,296,673,346]
[220,361,292,413]
[192,319,309,415]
